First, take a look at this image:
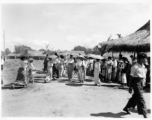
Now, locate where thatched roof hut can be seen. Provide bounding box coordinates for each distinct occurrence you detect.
[100,20,150,53]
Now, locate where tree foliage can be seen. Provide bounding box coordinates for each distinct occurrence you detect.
[5,48,11,55]
[73,45,101,55]
[14,45,33,54]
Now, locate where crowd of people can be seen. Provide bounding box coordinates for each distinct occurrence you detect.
[41,53,150,89]
[1,52,150,90]
[1,52,150,118]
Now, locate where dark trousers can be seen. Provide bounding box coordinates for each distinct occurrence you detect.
[44,63,48,72]
[124,78,147,116]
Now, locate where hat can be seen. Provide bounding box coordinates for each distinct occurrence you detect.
[137,53,147,60]
[29,58,34,62]
[77,55,85,59]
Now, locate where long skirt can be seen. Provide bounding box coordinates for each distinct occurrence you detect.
[48,67,53,80]
[106,67,112,81]
[53,64,59,78]
[44,62,48,72]
[59,65,64,77]
[67,63,73,80]
[27,69,34,83]
[121,73,127,84]
[16,67,27,85]
[112,67,117,81]
[94,69,101,85]
[78,66,85,82]
[45,67,52,82]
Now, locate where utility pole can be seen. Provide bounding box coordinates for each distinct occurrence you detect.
[3,30,5,60]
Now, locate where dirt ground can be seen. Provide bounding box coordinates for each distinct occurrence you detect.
[1,59,151,118]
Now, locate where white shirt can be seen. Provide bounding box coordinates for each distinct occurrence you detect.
[28,63,35,70]
[47,61,53,67]
[113,59,117,67]
[130,63,147,79]
[77,59,86,67]
[67,59,74,64]
[1,59,4,65]
[94,62,101,71]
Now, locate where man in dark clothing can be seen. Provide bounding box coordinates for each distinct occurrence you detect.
[123,53,148,118]
[43,54,48,72]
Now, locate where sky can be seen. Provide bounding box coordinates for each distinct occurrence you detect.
[1,1,150,52]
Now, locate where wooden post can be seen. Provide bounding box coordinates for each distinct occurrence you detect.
[3,31,5,60]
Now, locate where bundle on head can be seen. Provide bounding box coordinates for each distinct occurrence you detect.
[29,58,34,63]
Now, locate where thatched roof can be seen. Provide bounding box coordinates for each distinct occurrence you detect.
[100,20,150,53]
[87,54,104,59]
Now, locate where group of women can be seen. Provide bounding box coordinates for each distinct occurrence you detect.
[16,56,36,87]
[43,54,87,83]
[86,54,150,88]
[43,53,150,88]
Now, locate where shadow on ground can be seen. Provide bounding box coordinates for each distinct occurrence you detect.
[84,79,93,82]
[83,84,95,86]
[58,79,69,83]
[65,83,83,87]
[101,84,119,88]
[34,76,46,78]
[36,71,46,74]
[130,109,151,114]
[34,79,45,83]
[90,112,127,118]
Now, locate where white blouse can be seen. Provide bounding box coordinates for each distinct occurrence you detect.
[130,63,147,79]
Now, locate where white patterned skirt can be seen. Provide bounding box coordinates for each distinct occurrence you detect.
[122,73,127,84]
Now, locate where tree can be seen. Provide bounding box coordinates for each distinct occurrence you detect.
[39,49,46,52]
[72,45,93,54]
[5,48,11,55]
[92,45,100,55]
[14,45,33,54]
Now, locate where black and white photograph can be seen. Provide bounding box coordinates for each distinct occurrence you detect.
[1,0,151,118]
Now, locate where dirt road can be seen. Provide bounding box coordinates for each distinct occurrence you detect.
[1,59,151,118]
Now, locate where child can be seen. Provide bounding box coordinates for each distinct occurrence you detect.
[27,58,36,83]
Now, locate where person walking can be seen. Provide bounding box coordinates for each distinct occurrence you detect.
[123,53,148,118]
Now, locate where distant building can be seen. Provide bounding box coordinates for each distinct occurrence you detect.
[7,53,21,59]
[28,50,46,60]
[57,50,85,57]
